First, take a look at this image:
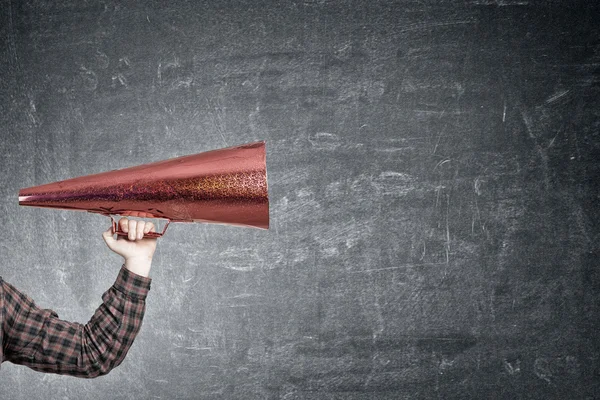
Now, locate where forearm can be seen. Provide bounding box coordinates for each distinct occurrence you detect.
[124,255,153,278]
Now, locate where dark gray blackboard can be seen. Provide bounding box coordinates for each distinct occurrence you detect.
[1,0,599,399]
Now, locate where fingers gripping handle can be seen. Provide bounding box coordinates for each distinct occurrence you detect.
[109,215,171,239]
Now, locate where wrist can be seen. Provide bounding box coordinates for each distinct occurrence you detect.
[124,256,153,278]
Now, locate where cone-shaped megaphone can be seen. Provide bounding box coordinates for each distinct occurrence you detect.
[19,141,269,237]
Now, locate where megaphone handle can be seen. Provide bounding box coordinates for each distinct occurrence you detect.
[110,215,170,239]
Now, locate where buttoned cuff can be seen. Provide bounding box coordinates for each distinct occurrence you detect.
[112,265,152,300]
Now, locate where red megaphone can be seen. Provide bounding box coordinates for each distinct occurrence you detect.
[18,141,269,238]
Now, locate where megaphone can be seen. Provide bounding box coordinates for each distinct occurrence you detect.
[19,141,269,238]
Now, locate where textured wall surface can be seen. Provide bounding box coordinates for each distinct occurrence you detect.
[1,1,599,399]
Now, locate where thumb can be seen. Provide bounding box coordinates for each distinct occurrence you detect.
[102,226,118,251]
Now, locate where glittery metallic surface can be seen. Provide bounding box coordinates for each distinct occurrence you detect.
[19,141,269,231]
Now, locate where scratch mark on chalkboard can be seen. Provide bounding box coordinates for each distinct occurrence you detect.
[432,125,446,155]
[534,357,553,384]
[95,50,109,69]
[289,249,310,263]
[218,248,261,271]
[322,246,339,257]
[474,177,483,196]
[182,276,194,283]
[471,0,529,5]
[112,73,128,88]
[502,101,507,123]
[435,185,443,209]
[445,193,451,267]
[225,304,264,308]
[504,358,521,375]
[376,146,415,153]
[27,98,39,127]
[172,342,212,351]
[547,130,561,148]
[228,293,263,299]
[6,0,19,71]
[363,293,385,390]
[217,248,281,271]
[434,159,451,172]
[318,222,356,245]
[307,132,340,150]
[277,191,321,223]
[119,57,130,67]
[399,20,475,34]
[570,200,592,244]
[439,357,456,370]
[205,98,229,146]
[488,291,496,323]
[171,76,193,90]
[472,192,484,235]
[412,109,464,116]
[79,66,98,91]
[303,0,336,5]
[157,58,181,86]
[348,262,445,273]
[545,89,570,104]
[372,171,415,196]
[271,167,311,185]
[521,109,550,190]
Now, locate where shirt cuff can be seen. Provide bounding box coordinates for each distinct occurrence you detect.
[112,264,152,300]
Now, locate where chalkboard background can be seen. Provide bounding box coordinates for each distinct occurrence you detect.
[1,1,599,399]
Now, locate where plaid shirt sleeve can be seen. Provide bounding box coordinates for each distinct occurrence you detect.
[1,265,151,378]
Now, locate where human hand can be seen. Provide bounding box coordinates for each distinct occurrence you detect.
[102,218,158,277]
